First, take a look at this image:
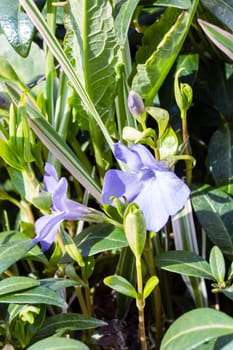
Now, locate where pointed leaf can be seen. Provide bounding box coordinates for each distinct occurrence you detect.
[39,278,83,290]
[154,0,191,9]
[143,276,159,300]
[191,185,233,258]
[200,0,233,32]
[161,308,233,350]
[198,19,233,61]
[27,337,89,350]
[154,251,213,280]
[0,277,39,296]
[104,275,137,298]
[0,286,67,309]
[0,240,34,275]
[209,246,226,282]
[223,285,233,302]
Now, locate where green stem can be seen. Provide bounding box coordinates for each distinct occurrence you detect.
[136,257,147,350]
[181,110,192,185]
[144,234,163,346]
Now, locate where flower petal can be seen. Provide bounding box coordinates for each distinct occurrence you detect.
[101,169,142,204]
[33,212,65,251]
[44,163,59,193]
[131,144,167,171]
[134,177,169,232]
[114,143,144,172]
[156,171,190,215]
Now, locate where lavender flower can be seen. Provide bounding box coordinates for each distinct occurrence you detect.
[102,143,190,232]
[33,163,101,251]
[128,91,145,117]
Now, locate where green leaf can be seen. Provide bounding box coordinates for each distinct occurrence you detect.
[223,285,233,302]
[154,0,191,9]
[132,0,199,102]
[104,275,137,298]
[209,246,226,282]
[0,240,34,275]
[114,0,140,46]
[0,0,35,57]
[75,223,128,257]
[143,276,159,300]
[191,185,233,258]
[35,313,106,340]
[0,286,67,309]
[39,278,83,290]
[200,0,233,32]
[27,337,89,350]
[146,106,169,139]
[158,126,179,159]
[0,277,39,296]
[0,138,24,170]
[198,19,233,61]
[61,229,84,267]
[208,124,233,189]
[154,251,213,280]
[160,308,233,350]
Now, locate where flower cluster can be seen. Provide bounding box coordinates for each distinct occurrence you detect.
[101,142,190,232]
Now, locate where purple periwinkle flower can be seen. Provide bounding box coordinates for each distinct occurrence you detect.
[128,91,145,117]
[33,163,98,251]
[102,143,190,232]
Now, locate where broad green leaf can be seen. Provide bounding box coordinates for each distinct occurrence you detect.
[114,0,140,46]
[223,285,233,302]
[160,308,233,350]
[143,276,159,300]
[75,223,128,257]
[209,246,226,282]
[5,82,102,202]
[200,0,233,32]
[154,251,213,280]
[39,278,83,290]
[0,0,35,57]
[191,185,233,258]
[132,0,199,102]
[198,19,233,61]
[0,240,34,275]
[104,275,137,298]
[0,277,39,296]
[215,334,233,350]
[154,0,191,9]
[146,106,169,139]
[208,124,233,189]
[35,313,106,340]
[27,337,89,350]
[0,286,67,309]
[0,138,24,171]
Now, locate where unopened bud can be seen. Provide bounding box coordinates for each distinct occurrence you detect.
[128,91,145,117]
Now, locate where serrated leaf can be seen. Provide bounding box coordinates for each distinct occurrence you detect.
[208,124,233,189]
[132,1,198,101]
[0,240,34,275]
[161,308,233,350]
[209,246,226,282]
[0,277,39,296]
[27,337,89,350]
[154,250,213,280]
[35,313,106,340]
[104,275,137,298]
[191,185,233,258]
[143,276,159,300]
[0,0,35,57]
[75,223,128,257]
[0,286,67,309]
[198,19,233,61]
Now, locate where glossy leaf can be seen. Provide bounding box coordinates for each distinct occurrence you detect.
[154,250,213,280]
[154,0,191,9]
[158,127,179,159]
[223,285,233,302]
[198,19,233,61]
[39,278,83,290]
[27,337,89,350]
[143,276,159,300]
[208,123,233,189]
[191,185,233,258]
[146,106,169,139]
[200,0,233,32]
[75,224,128,257]
[161,308,233,350]
[209,246,226,282]
[132,0,199,102]
[0,240,34,275]
[35,313,106,340]
[0,0,35,57]
[104,275,137,299]
[0,286,67,309]
[0,138,25,171]
[0,277,39,296]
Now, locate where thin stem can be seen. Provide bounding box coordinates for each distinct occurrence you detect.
[136,257,147,350]
[181,110,192,185]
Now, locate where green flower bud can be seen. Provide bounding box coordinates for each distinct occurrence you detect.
[124,203,147,259]
[174,69,193,116]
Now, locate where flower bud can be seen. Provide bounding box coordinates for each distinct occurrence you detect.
[128,91,145,117]
[124,203,147,259]
[174,69,193,115]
